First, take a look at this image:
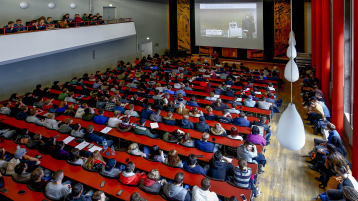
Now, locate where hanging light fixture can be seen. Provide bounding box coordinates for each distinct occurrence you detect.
[276,0,305,151]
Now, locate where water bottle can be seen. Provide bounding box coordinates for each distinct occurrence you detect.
[16,144,21,150]
[103,139,108,151]
[111,145,115,156]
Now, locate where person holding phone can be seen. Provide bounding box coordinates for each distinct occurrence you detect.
[237,141,265,174]
[45,169,72,200]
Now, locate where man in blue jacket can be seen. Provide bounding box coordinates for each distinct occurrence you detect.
[140,105,155,119]
[84,125,113,146]
[233,112,251,127]
[3,21,15,33]
[13,19,26,32]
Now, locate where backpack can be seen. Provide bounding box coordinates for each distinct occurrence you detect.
[91,159,105,171]
[308,148,317,160]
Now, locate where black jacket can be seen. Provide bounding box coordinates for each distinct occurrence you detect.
[207,158,233,181]
[195,116,210,132]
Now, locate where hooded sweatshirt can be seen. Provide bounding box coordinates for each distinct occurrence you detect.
[237,144,257,163]
[26,116,44,126]
[191,185,219,201]
[43,119,59,130]
[179,119,194,129]
[195,116,210,133]
[207,158,233,181]
[233,117,251,127]
[119,171,144,186]
[139,178,162,194]
[246,134,267,146]
[163,182,190,201]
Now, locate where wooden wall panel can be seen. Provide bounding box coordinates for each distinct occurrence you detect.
[177,0,191,54]
[222,48,237,58]
[274,0,291,57]
[247,49,264,60]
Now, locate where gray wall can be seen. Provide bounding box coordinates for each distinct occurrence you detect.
[0,0,168,100]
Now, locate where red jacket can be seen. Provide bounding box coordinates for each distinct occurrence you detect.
[74,17,82,23]
[119,172,146,185]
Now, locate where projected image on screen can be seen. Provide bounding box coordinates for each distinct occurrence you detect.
[195,0,264,50]
[199,3,257,39]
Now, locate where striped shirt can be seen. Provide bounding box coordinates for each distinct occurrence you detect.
[234,166,252,188]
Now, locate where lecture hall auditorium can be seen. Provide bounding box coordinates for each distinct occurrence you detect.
[0,0,357,201]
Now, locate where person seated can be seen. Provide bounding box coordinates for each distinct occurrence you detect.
[204,106,216,121]
[134,119,158,138]
[179,133,195,147]
[191,178,219,201]
[205,92,218,102]
[189,107,201,118]
[175,87,187,97]
[82,108,96,121]
[58,118,73,134]
[257,96,271,110]
[163,172,191,201]
[51,81,61,90]
[175,93,187,105]
[128,143,146,157]
[101,158,122,179]
[43,113,61,130]
[107,111,126,128]
[163,111,177,126]
[65,183,91,201]
[187,97,200,107]
[12,162,31,183]
[178,115,194,129]
[64,105,76,117]
[124,104,139,118]
[26,133,45,149]
[211,123,227,137]
[119,162,145,186]
[96,96,108,109]
[67,148,87,166]
[83,150,106,171]
[64,92,77,104]
[163,129,184,143]
[224,78,235,86]
[58,88,69,101]
[237,141,265,173]
[164,85,175,95]
[139,169,164,195]
[195,114,210,133]
[313,123,340,150]
[233,112,251,127]
[164,150,183,168]
[204,83,214,94]
[227,102,241,114]
[127,79,137,88]
[207,151,233,181]
[15,106,29,120]
[195,132,218,153]
[226,127,243,140]
[246,126,266,146]
[26,109,44,126]
[84,125,113,146]
[56,101,67,114]
[93,108,109,125]
[244,95,256,107]
[223,88,235,97]
[211,98,229,111]
[112,101,126,114]
[3,21,15,33]
[183,154,208,175]
[326,166,357,200]
[0,102,11,115]
[176,102,189,115]
[216,109,233,124]
[148,109,162,123]
[51,141,70,160]
[45,170,72,200]
[252,116,271,144]
[117,117,135,132]
[27,167,49,192]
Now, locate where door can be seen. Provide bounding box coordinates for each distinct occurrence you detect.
[103,7,116,23]
[141,42,153,58]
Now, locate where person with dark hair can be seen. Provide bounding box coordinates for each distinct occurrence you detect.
[234,158,256,196]
[195,113,211,133]
[84,125,113,146]
[92,191,106,201]
[28,167,49,192]
[246,126,266,146]
[252,115,271,144]
[314,123,341,150]
[211,99,229,111]
[15,105,29,120]
[51,141,70,160]
[12,162,30,183]
[93,108,109,125]
[178,115,194,129]
[237,141,265,174]
[101,158,123,179]
[65,183,91,201]
[216,109,233,124]
[119,162,145,186]
[163,172,191,201]
[45,169,71,199]
[149,109,162,122]
[130,192,141,201]
[82,108,96,121]
[326,166,356,200]
[233,112,251,127]
[191,177,219,201]
[183,154,208,175]
[207,151,233,181]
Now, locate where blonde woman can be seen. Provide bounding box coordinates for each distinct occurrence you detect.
[176,102,189,115]
[139,169,164,194]
[127,143,146,157]
[164,150,183,168]
[83,150,106,171]
[211,123,227,136]
[204,106,216,121]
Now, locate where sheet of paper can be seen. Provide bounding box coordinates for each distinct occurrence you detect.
[63,136,75,144]
[222,157,233,163]
[150,122,159,129]
[75,141,90,150]
[236,98,242,102]
[214,95,220,98]
[255,92,262,95]
[88,145,103,153]
[226,85,231,88]
[42,113,51,117]
[100,127,112,134]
